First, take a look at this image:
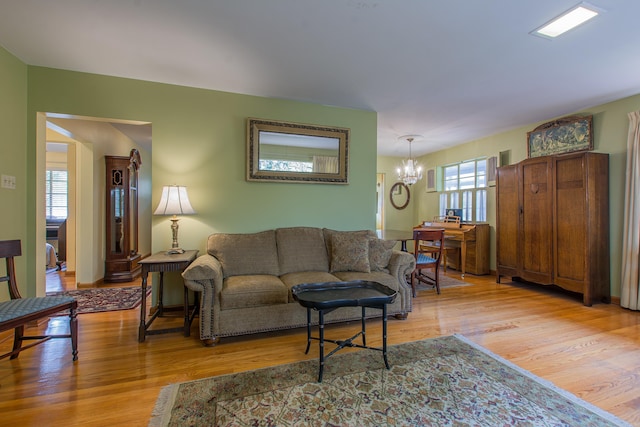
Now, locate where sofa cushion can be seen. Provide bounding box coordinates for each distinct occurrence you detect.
[280,271,342,302]
[369,239,397,271]
[220,275,288,310]
[208,230,279,278]
[276,227,329,275]
[329,232,371,273]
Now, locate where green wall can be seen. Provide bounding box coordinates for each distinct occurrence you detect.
[0,46,27,299]
[23,67,376,298]
[381,93,640,298]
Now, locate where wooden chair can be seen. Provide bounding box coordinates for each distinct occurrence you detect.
[411,228,445,297]
[418,216,462,273]
[0,240,78,361]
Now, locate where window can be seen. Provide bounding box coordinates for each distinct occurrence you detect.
[46,170,68,220]
[258,159,312,172]
[438,159,487,222]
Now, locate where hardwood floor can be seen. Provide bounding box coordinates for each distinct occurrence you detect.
[2,271,639,426]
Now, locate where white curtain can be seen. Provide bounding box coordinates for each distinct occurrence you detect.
[620,111,640,310]
[313,156,338,173]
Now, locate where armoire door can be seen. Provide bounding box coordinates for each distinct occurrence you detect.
[553,152,610,304]
[553,154,587,292]
[496,164,520,281]
[520,157,553,284]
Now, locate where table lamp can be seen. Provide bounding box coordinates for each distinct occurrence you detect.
[154,185,196,254]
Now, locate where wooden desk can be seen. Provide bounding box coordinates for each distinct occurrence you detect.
[138,250,199,342]
[415,223,490,276]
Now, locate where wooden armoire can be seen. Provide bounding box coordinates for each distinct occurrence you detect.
[496,151,609,306]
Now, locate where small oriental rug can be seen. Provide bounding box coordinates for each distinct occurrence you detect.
[47,286,150,315]
[149,334,630,426]
[415,274,471,292]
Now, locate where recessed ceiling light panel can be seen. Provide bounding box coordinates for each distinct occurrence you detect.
[531,2,603,39]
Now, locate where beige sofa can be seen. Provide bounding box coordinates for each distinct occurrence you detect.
[182,226,416,345]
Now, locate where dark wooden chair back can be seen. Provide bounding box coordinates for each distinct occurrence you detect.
[410,228,445,296]
[0,240,22,299]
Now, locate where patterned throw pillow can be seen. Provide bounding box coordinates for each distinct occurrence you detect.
[323,228,375,257]
[330,232,371,273]
[369,239,397,271]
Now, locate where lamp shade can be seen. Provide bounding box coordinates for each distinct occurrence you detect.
[153,185,196,216]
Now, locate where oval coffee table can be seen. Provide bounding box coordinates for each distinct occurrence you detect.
[291,280,397,382]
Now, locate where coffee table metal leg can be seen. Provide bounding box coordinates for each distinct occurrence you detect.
[318,310,325,382]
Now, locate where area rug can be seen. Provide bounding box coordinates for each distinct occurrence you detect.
[47,286,151,315]
[415,274,472,292]
[149,334,630,427]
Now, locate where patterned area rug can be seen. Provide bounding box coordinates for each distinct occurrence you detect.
[149,335,630,426]
[414,273,472,292]
[47,286,150,315]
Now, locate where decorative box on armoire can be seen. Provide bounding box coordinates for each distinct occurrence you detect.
[496,151,609,306]
[104,149,142,282]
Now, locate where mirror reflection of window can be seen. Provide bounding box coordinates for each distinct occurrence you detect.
[312,156,338,173]
[258,131,339,174]
[259,159,312,172]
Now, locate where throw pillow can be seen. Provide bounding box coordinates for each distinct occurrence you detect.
[330,232,371,273]
[323,228,376,258]
[369,238,397,271]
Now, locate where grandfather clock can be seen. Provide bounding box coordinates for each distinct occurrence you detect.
[105,149,142,282]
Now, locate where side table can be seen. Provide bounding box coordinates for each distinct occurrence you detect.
[138,250,199,342]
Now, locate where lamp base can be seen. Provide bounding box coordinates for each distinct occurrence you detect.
[166,248,185,255]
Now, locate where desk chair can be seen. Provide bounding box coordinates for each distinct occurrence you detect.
[0,240,78,361]
[411,228,445,296]
[418,216,462,273]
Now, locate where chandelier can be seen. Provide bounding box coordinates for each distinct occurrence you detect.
[397,135,423,185]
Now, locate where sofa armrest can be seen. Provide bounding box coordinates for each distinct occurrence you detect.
[182,254,223,342]
[182,254,222,282]
[387,250,416,289]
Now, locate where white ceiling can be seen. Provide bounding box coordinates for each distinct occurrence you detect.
[2,0,639,157]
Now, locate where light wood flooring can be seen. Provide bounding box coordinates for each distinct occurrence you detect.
[1,270,639,426]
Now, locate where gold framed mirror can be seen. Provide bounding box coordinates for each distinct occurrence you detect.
[390,182,410,210]
[246,118,350,184]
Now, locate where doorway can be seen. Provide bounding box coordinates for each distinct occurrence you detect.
[38,114,152,294]
[45,141,70,292]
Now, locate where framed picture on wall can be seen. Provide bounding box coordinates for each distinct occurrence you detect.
[527,115,593,158]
